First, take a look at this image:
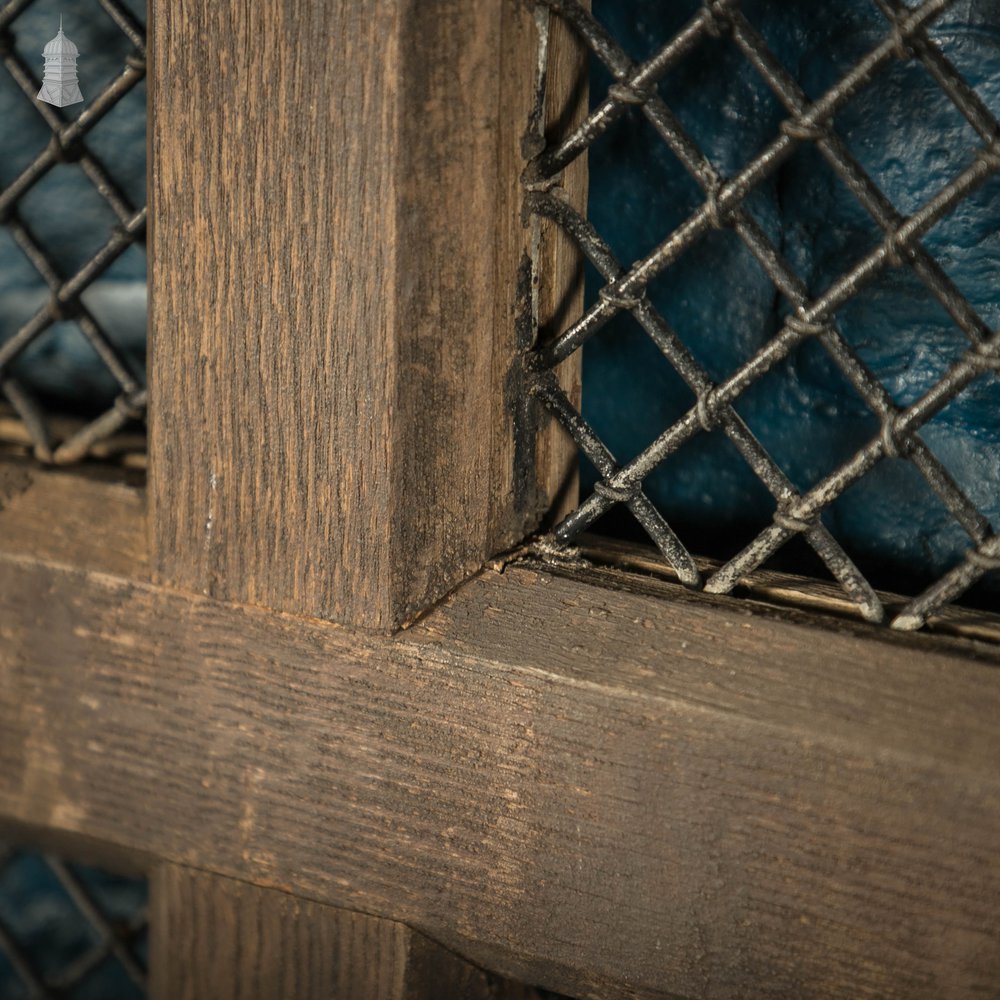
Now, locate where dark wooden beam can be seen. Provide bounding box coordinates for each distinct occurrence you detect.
[0,455,146,575]
[2,549,998,998]
[148,0,585,629]
[150,865,533,1000]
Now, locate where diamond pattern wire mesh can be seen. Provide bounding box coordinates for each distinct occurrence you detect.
[524,0,1000,631]
[0,0,146,466]
[0,843,147,999]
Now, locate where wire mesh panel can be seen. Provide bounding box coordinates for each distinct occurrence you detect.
[0,844,147,999]
[525,0,1000,631]
[0,0,146,466]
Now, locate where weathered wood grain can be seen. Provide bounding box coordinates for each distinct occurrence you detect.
[499,0,588,531]
[150,865,532,1000]
[1,551,998,999]
[148,0,583,629]
[0,454,146,575]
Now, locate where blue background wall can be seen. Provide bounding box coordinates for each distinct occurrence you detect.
[583,0,1000,595]
[0,851,147,999]
[0,0,145,414]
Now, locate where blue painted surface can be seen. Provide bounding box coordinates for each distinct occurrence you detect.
[584,0,1000,592]
[0,0,145,415]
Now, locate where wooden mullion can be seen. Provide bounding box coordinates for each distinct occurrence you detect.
[150,865,531,1000]
[148,0,584,629]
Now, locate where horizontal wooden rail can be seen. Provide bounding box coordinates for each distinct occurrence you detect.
[2,472,999,999]
[0,454,145,574]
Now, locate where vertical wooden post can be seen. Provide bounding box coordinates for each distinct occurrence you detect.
[150,866,532,1000]
[149,0,586,630]
[147,0,587,987]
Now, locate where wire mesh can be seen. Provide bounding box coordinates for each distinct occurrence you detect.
[0,843,147,999]
[0,0,145,467]
[525,0,1000,631]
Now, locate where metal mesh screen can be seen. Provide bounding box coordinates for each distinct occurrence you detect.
[0,844,147,998]
[0,0,146,467]
[525,0,1000,631]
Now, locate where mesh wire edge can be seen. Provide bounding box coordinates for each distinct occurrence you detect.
[525,0,1000,632]
[0,0,147,467]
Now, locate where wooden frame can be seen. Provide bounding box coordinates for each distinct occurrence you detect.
[1,1,998,997]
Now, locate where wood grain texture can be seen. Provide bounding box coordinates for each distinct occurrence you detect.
[149,0,583,629]
[151,865,531,1000]
[1,551,998,999]
[499,0,588,530]
[0,454,146,575]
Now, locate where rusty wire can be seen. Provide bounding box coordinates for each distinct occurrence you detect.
[526,0,1000,630]
[0,0,146,465]
[0,844,148,998]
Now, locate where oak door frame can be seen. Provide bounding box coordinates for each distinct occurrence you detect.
[1,2,999,999]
